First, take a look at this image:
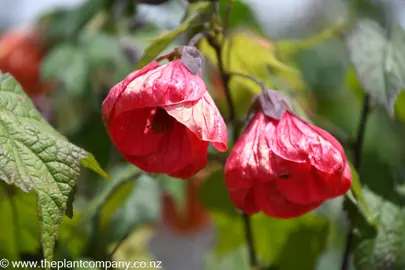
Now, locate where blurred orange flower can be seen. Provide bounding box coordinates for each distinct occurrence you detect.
[0,28,51,97]
[161,179,211,235]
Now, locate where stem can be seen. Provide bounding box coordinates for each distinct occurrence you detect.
[206,35,236,131]
[109,230,131,258]
[243,213,259,269]
[340,94,370,270]
[189,32,206,47]
[223,0,234,35]
[353,95,370,169]
[200,2,260,268]
[205,23,260,270]
[229,72,266,90]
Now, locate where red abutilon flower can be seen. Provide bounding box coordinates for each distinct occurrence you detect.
[224,90,352,219]
[102,46,228,179]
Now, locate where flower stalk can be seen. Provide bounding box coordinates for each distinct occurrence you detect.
[204,1,259,268]
[340,94,371,270]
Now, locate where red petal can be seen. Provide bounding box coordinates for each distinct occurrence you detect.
[109,108,208,176]
[168,132,209,179]
[110,60,207,117]
[269,113,351,204]
[254,181,322,219]
[271,112,314,163]
[274,162,330,204]
[309,124,346,159]
[229,188,260,215]
[102,61,159,121]
[109,108,163,156]
[270,153,349,204]
[224,112,276,190]
[165,92,228,152]
[310,163,352,199]
[272,112,346,175]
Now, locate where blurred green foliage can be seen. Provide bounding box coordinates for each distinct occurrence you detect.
[1,0,405,269]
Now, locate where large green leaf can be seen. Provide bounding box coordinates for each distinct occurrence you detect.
[0,73,107,265]
[346,19,405,115]
[41,43,90,97]
[135,23,190,69]
[353,188,405,269]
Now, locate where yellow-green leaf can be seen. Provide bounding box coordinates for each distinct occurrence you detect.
[80,152,110,180]
[136,23,190,69]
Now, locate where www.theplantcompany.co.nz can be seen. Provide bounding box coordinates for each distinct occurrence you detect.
[0,258,163,269]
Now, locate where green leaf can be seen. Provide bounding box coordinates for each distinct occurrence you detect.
[106,174,160,243]
[80,152,110,181]
[254,214,329,269]
[0,183,40,260]
[213,212,329,269]
[348,162,373,224]
[135,23,190,69]
[277,20,346,63]
[346,19,405,115]
[57,212,89,258]
[41,0,115,44]
[80,32,129,70]
[219,0,263,31]
[394,91,405,123]
[98,177,139,232]
[353,188,405,270]
[200,169,238,216]
[41,43,90,97]
[80,165,160,256]
[80,164,140,258]
[79,32,133,92]
[199,32,304,120]
[85,164,141,224]
[0,73,104,265]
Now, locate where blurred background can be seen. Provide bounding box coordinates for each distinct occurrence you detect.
[1,0,405,269]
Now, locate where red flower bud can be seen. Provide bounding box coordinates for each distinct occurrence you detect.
[102,59,228,179]
[225,111,351,218]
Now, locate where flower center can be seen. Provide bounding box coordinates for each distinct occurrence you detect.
[150,107,174,134]
[278,173,291,180]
